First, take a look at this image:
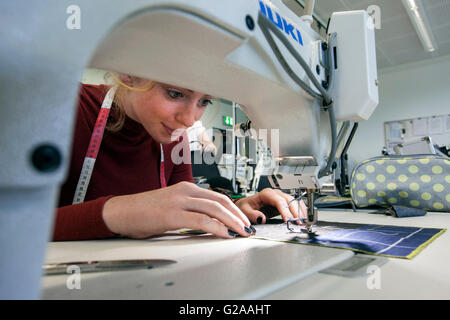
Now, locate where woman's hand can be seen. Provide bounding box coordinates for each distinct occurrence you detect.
[102,181,254,239]
[234,188,308,224]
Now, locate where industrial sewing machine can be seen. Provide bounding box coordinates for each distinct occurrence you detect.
[0,0,378,298]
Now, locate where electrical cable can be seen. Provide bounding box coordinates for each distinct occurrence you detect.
[257,12,337,177]
[258,12,324,101]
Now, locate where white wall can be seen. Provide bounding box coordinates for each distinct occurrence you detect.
[347,54,450,172]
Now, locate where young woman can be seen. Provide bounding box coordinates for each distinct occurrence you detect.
[53,73,307,241]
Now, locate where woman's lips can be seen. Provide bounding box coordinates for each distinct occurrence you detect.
[162,123,185,139]
[162,123,174,135]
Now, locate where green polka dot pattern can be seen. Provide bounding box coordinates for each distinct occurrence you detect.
[350,156,450,212]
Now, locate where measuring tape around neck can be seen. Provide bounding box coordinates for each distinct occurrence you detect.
[72,86,166,205]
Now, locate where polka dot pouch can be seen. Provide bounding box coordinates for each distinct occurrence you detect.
[350,155,450,212]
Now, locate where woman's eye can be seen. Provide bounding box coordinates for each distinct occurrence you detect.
[167,90,183,99]
[200,99,213,107]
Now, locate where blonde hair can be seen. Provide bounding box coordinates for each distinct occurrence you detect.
[105,72,154,132]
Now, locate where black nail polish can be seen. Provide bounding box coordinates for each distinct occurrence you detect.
[257,217,263,224]
[228,229,238,237]
[249,225,256,233]
[244,226,252,234]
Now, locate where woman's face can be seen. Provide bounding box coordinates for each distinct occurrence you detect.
[123,80,213,144]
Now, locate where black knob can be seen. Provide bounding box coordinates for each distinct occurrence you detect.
[245,15,255,30]
[31,144,62,173]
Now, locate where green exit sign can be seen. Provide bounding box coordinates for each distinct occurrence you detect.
[224,116,233,126]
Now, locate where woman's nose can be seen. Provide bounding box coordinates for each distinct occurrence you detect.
[176,102,197,128]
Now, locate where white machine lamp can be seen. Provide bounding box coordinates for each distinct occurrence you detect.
[401,0,438,53]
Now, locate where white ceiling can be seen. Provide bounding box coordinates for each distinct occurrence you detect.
[283,0,450,69]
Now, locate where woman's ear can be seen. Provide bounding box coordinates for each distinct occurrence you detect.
[118,73,134,86]
[118,73,148,88]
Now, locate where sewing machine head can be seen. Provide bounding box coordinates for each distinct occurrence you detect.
[89,0,378,186]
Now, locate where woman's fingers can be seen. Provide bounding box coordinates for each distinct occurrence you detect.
[238,201,266,225]
[174,211,238,239]
[274,190,308,224]
[255,188,309,224]
[185,197,253,237]
[182,183,251,227]
[257,189,295,222]
[274,198,295,222]
[299,199,308,220]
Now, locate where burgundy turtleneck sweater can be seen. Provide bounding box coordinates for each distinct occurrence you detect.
[53,84,193,241]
